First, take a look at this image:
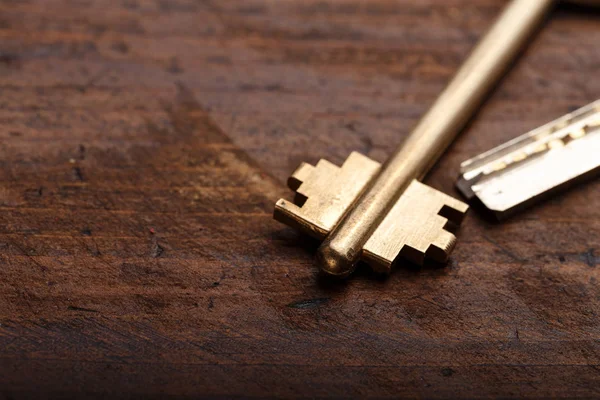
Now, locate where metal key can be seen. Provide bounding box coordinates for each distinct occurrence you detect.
[457,100,600,219]
[274,0,594,277]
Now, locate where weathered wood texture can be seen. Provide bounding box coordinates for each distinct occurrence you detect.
[1,0,599,398]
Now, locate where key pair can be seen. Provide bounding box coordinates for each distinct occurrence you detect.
[273,0,600,277]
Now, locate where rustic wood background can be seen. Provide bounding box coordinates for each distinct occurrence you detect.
[1,0,599,398]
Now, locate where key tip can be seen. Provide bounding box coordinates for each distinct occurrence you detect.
[316,242,357,278]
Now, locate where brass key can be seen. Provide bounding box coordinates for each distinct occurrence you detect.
[274,0,595,277]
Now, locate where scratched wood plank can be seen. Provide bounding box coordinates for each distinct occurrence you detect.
[0,0,599,398]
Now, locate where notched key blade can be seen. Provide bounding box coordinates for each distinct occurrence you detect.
[457,100,600,219]
[274,152,380,240]
[362,180,469,273]
[275,155,469,274]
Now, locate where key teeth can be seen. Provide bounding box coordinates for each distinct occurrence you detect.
[439,203,469,225]
[362,180,468,271]
[397,231,457,267]
[426,230,457,263]
[278,167,470,274]
[399,246,426,266]
[273,199,327,240]
[274,153,382,244]
[287,162,314,191]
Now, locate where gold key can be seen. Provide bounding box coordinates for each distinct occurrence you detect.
[274,0,594,277]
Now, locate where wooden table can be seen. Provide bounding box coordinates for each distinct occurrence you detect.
[1,0,599,398]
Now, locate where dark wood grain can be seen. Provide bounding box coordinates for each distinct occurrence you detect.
[1,0,599,398]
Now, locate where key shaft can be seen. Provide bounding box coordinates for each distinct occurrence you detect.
[317,0,555,276]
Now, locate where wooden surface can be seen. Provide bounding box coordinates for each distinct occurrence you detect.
[1,0,599,398]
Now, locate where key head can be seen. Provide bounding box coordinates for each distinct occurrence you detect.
[274,153,469,275]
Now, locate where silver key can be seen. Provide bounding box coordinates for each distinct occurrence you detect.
[457,100,600,219]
